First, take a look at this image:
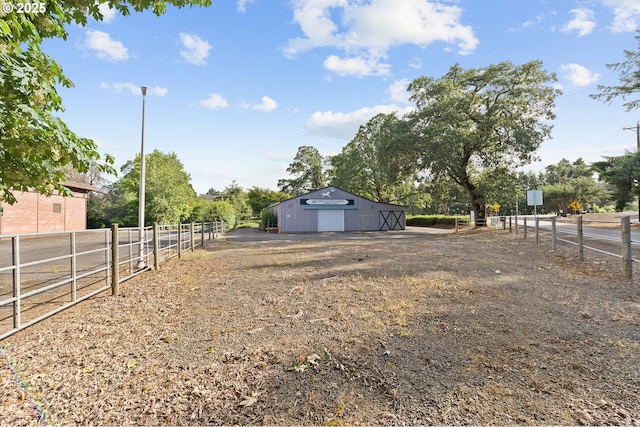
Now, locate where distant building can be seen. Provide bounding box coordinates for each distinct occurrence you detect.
[268,186,406,233]
[0,182,98,235]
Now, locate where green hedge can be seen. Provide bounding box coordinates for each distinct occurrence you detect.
[406,215,470,226]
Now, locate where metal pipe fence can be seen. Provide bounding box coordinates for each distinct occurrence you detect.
[496,215,639,280]
[0,222,224,341]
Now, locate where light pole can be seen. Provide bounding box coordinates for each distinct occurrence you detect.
[136,86,148,269]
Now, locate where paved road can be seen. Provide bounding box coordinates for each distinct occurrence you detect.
[515,215,640,244]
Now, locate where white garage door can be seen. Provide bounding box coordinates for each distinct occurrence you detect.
[317,209,345,232]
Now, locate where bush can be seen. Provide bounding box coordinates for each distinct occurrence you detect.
[406,215,470,226]
[202,200,236,231]
[260,209,277,231]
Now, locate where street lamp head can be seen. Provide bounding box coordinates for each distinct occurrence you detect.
[141,86,148,96]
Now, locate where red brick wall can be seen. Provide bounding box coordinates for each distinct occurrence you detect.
[0,191,88,235]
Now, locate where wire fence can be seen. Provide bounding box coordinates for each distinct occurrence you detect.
[491,215,639,280]
[0,222,224,341]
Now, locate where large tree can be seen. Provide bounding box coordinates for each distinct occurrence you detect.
[278,146,327,196]
[406,61,560,226]
[0,0,209,204]
[330,113,416,204]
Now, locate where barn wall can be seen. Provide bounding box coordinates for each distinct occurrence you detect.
[275,186,406,233]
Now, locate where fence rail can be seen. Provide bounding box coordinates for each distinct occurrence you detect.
[0,222,224,341]
[493,215,639,280]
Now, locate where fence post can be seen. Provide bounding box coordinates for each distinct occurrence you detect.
[201,222,205,247]
[577,216,584,262]
[551,217,557,251]
[12,236,21,329]
[178,223,182,259]
[509,216,512,233]
[515,216,518,236]
[111,224,119,296]
[535,217,540,244]
[523,217,527,239]
[153,223,160,270]
[70,232,77,302]
[455,218,459,233]
[621,216,632,280]
[190,222,195,252]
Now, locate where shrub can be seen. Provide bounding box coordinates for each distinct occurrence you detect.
[260,209,278,231]
[406,215,470,226]
[202,200,236,231]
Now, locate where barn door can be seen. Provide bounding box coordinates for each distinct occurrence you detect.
[318,210,345,232]
[379,210,405,230]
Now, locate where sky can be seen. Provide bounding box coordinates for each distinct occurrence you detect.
[42,0,640,195]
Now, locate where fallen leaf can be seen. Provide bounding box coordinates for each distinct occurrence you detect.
[239,391,262,407]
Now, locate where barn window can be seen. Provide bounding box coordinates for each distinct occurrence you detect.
[53,203,62,213]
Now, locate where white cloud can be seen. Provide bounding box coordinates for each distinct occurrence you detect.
[323,55,391,77]
[409,57,422,69]
[200,93,229,110]
[179,32,212,65]
[559,63,600,87]
[521,13,545,29]
[387,79,412,104]
[97,3,117,23]
[237,0,255,12]
[83,30,129,61]
[251,96,278,112]
[99,82,168,96]
[602,0,640,32]
[306,104,414,140]
[561,8,596,37]
[284,0,478,77]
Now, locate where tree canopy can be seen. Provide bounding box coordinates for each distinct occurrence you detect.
[330,113,415,204]
[0,0,210,204]
[277,146,327,196]
[593,152,640,215]
[591,30,640,111]
[108,150,196,225]
[405,61,560,225]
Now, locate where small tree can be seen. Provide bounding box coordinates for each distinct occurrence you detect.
[593,152,640,218]
[247,187,290,217]
[202,200,236,231]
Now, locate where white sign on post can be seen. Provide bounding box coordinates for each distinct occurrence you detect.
[527,190,543,206]
[527,190,543,216]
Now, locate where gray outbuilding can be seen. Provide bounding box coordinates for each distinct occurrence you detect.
[269,186,406,233]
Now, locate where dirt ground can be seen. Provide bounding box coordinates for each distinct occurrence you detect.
[1,221,639,426]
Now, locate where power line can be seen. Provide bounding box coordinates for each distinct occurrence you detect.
[623,122,640,151]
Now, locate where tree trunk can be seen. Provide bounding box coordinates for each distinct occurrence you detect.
[461,179,486,227]
[471,199,487,227]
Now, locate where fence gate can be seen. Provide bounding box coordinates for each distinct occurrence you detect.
[379,210,405,231]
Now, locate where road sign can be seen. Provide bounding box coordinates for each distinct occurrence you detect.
[527,190,543,206]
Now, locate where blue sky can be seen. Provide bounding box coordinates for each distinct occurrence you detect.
[44,0,640,194]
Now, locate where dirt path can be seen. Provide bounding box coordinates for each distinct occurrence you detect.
[1,226,638,425]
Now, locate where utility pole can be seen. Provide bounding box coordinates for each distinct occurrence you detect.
[623,122,640,222]
[623,122,640,151]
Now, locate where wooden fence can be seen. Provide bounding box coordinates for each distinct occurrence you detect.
[491,215,639,280]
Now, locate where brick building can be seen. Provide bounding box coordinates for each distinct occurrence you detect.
[0,182,97,235]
